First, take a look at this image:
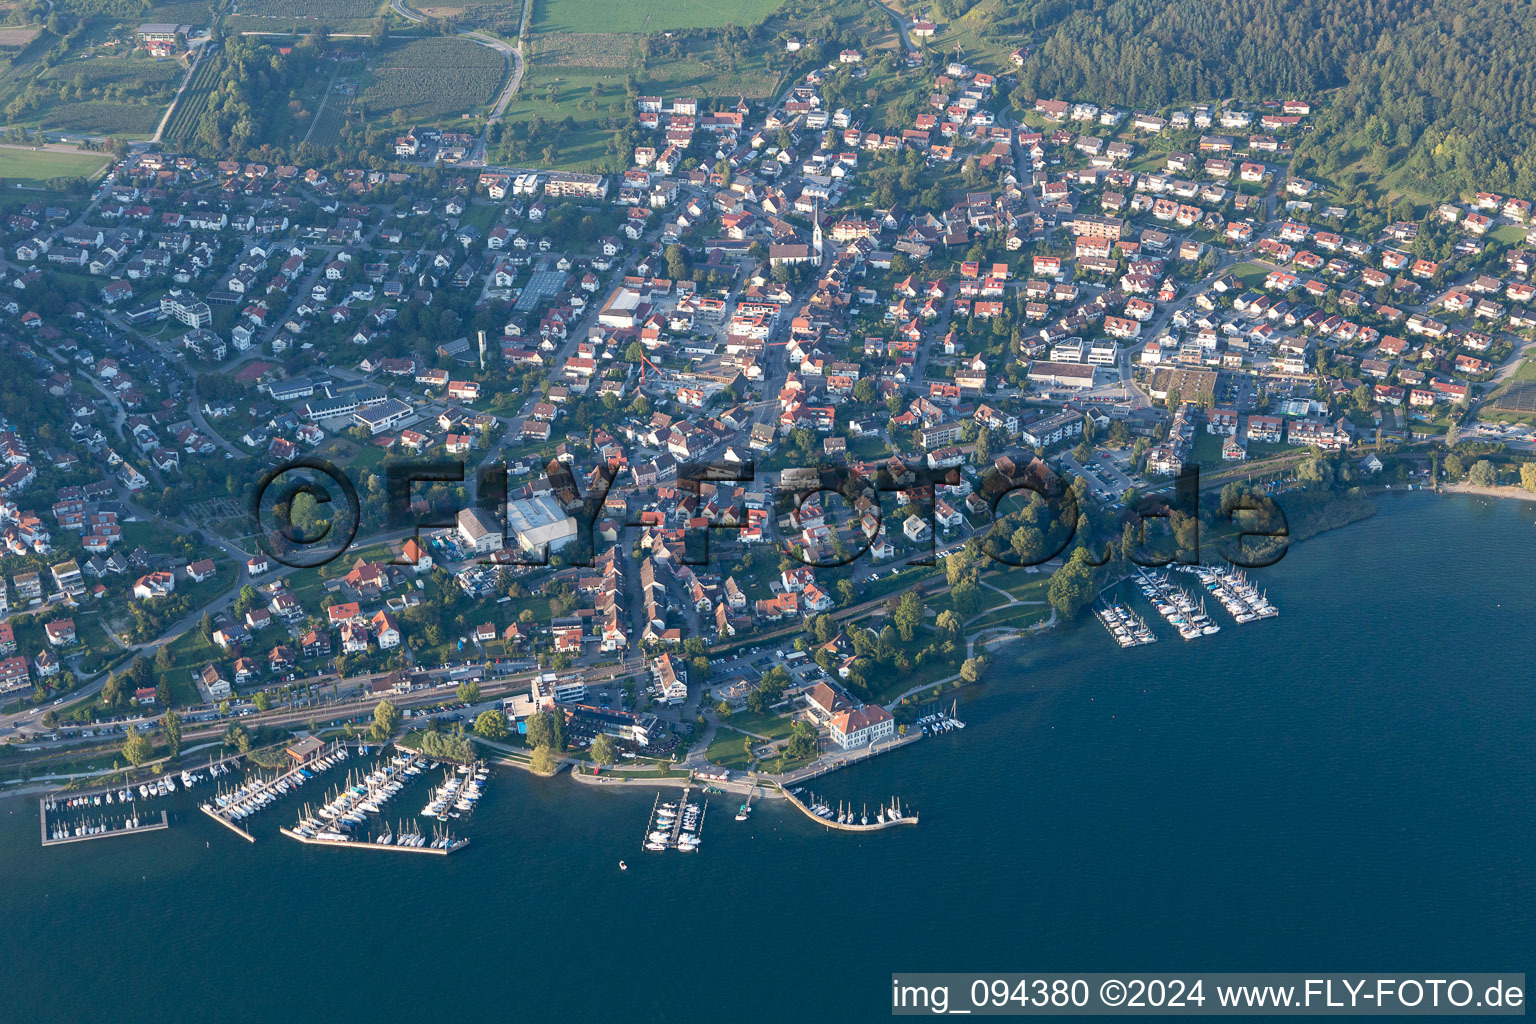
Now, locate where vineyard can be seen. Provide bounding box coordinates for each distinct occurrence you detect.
[532,0,784,35]
[235,0,383,17]
[41,59,182,92]
[307,99,350,147]
[161,51,222,144]
[361,37,504,122]
[38,101,164,135]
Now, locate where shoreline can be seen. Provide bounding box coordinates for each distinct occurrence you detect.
[0,487,1500,804]
[1440,482,1536,503]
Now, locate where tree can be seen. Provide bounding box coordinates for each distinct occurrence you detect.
[1445,423,1461,448]
[892,591,924,642]
[530,745,560,774]
[935,609,962,641]
[1047,548,1097,620]
[154,644,174,673]
[665,243,689,281]
[950,579,984,619]
[122,725,153,767]
[590,733,618,767]
[472,709,507,740]
[252,690,272,712]
[1468,459,1498,487]
[785,720,817,760]
[370,699,401,741]
[959,656,986,683]
[525,709,553,749]
[1522,463,1536,492]
[164,711,182,760]
[456,680,481,704]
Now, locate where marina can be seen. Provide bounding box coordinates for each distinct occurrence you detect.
[280,751,468,853]
[1136,569,1221,640]
[37,757,239,847]
[1180,565,1281,623]
[1095,602,1157,647]
[419,761,490,820]
[917,701,968,735]
[200,739,350,842]
[642,787,706,852]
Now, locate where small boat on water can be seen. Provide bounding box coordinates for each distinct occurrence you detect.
[619,860,627,871]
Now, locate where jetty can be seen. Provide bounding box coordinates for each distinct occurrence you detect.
[41,803,169,846]
[280,821,468,855]
[779,786,917,831]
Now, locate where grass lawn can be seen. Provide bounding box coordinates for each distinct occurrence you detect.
[967,603,1052,631]
[1229,261,1271,288]
[1511,358,1536,382]
[158,628,219,706]
[703,726,755,769]
[723,708,795,740]
[990,572,1049,601]
[0,147,110,188]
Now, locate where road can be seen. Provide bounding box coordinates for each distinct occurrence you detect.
[867,0,914,51]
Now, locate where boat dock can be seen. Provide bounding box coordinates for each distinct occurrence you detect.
[282,752,463,850]
[200,739,350,843]
[1096,602,1157,647]
[1136,569,1221,640]
[279,823,468,855]
[642,786,705,852]
[779,786,917,832]
[1182,566,1280,623]
[40,804,169,846]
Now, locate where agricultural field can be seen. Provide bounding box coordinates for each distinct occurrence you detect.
[361,35,505,122]
[20,56,183,135]
[0,146,110,187]
[0,26,40,47]
[531,0,785,35]
[492,0,892,170]
[33,100,163,134]
[143,0,216,22]
[235,0,384,19]
[306,96,351,146]
[415,0,520,16]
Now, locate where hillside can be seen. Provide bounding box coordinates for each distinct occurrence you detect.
[987,0,1536,198]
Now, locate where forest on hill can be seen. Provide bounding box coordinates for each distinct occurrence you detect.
[982,0,1536,198]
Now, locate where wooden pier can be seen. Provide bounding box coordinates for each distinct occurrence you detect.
[778,786,917,832]
[41,806,169,846]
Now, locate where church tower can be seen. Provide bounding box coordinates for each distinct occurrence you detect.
[811,199,824,265]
